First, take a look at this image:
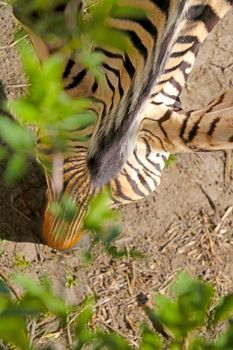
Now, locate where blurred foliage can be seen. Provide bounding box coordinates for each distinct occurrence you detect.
[0,115,35,183]
[8,39,95,173]
[140,271,233,349]
[11,0,146,42]
[1,272,233,349]
[11,0,146,74]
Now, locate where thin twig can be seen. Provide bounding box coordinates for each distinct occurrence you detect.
[34,243,45,262]
[124,314,137,334]
[130,262,136,295]
[225,150,232,182]
[29,320,37,347]
[214,206,233,234]
[0,271,20,300]
[5,83,30,88]
[66,315,73,348]
[10,195,31,222]
[52,153,64,196]
[0,34,29,50]
[97,320,139,347]
[198,184,216,211]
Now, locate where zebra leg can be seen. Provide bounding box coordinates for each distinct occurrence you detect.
[140,89,233,153]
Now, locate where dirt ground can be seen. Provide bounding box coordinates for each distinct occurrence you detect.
[1,3,233,348]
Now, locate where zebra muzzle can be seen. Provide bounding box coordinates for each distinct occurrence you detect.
[43,205,85,251]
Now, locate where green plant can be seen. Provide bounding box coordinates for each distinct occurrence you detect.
[141,271,233,349]
[1,272,233,349]
[0,275,68,349]
[65,270,76,288]
[14,254,31,270]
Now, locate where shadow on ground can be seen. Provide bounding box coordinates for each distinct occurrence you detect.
[0,161,46,244]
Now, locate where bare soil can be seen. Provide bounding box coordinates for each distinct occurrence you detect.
[1,3,233,348]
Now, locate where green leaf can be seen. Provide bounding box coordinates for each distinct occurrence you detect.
[0,147,8,160]
[172,271,214,326]
[155,294,184,339]
[169,342,183,350]
[4,153,27,183]
[0,315,29,350]
[15,275,68,318]
[75,296,95,348]
[84,188,117,231]
[170,271,194,297]
[9,100,40,124]
[0,117,35,152]
[142,305,169,339]
[212,294,233,325]
[12,0,72,40]
[215,323,233,349]
[15,33,40,78]
[140,325,162,350]
[177,277,213,324]
[111,5,147,20]
[0,295,11,314]
[0,279,11,296]
[76,296,95,335]
[92,27,130,52]
[95,332,133,350]
[50,195,77,223]
[60,112,96,131]
[189,337,216,350]
[152,273,214,339]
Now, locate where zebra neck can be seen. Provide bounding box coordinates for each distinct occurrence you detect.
[86,0,187,188]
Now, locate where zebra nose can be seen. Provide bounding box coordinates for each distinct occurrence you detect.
[43,211,84,251]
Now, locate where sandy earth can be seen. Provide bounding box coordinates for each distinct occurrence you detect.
[1,3,233,348]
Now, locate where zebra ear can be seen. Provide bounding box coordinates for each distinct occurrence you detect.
[13,12,65,62]
[23,27,53,61]
[12,6,50,61]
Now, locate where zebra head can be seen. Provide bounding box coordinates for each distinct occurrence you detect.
[42,152,95,250]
